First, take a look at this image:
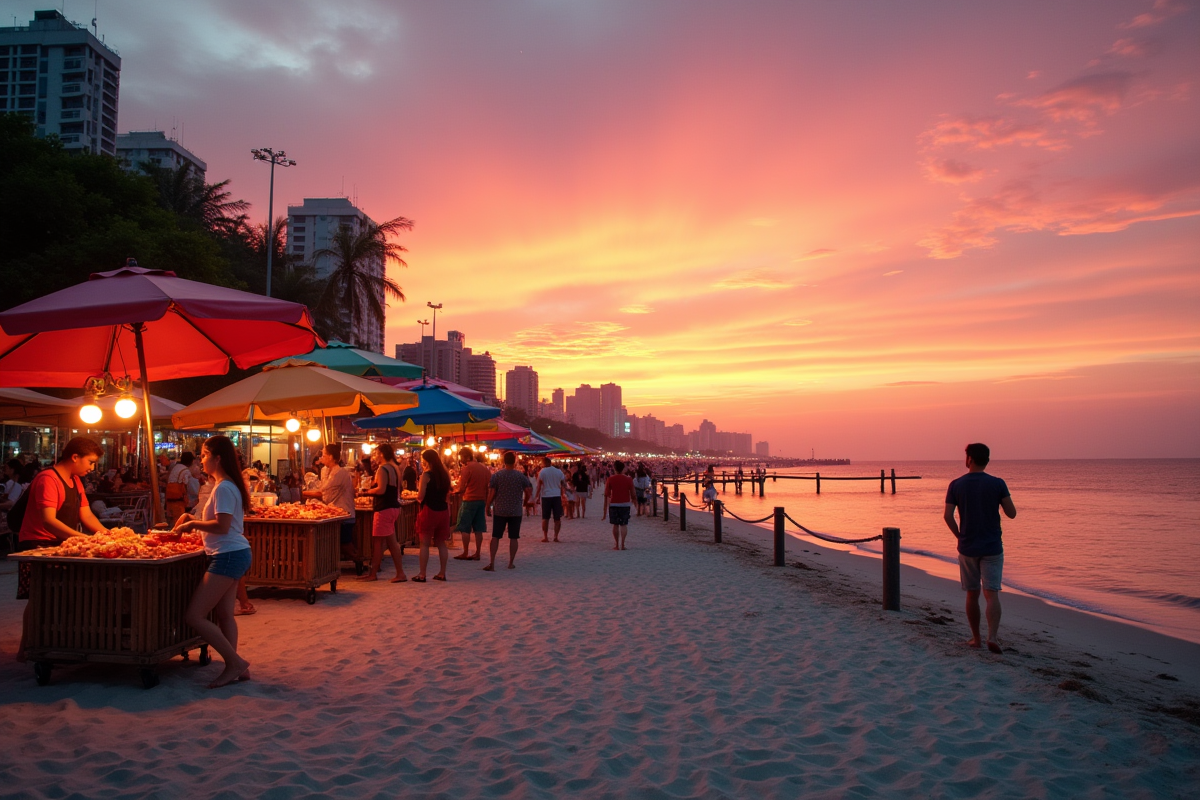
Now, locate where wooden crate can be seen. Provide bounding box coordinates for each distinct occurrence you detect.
[397,501,419,549]
[243,517,342,604]
[11,551,210,687]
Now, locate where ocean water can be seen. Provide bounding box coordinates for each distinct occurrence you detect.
[686,460,1200,644]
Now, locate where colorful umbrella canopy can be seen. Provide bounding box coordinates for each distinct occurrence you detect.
[265,340,423,379]
[487,437,555,454]
[354,384,502,430]
[171,362,419,429]
[377,377,485,401]
[0,264,321,386]
[0,262,322,524]
[0,388,80,421]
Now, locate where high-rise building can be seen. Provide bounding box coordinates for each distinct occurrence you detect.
[288,198,386,353]
[698,419,717,451]
[567,384,601,431]
[665,424,686,451]
[462,351,497,402]
[396,331,496,401]
[599,383,623,437]
[551,388,565,420]
[755,441,770,457]
[116,130,206,179]
[0,10,121,155]
[505,366,539,417]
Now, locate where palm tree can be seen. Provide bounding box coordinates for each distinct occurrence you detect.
[312,216,413,347]
[239,217,325,309]
[148,163,249,235]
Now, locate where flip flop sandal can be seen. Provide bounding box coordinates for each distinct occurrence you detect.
[433,575,447,581]
[411,576,427,582]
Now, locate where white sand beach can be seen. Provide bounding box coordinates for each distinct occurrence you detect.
[1,506,1197,798]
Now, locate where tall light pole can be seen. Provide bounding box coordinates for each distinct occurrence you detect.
[417,319,430,339]
[251,147,297,297]
[426,302,442,342]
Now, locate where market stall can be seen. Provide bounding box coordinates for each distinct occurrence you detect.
[9,529,210,688]
[353,495,420,557]
[241,501,351,604]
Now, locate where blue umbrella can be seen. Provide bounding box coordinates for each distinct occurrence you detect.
[487,436,555,454]
[353,384,501,430]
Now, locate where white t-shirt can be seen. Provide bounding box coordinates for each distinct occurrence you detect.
[200,478,251,555]
[3,478,22,503]
[536,466,565,498]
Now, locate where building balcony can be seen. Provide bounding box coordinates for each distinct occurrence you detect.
[61,83,82,95]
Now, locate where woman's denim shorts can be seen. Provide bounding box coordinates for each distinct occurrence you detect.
[207,547,253,579]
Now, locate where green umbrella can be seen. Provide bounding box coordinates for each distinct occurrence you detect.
[265,340,423,378]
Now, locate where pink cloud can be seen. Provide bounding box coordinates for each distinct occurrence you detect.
[919,180,1200,258]
[1119,0,1187,30]
[921,114,1065,151]
[1013,72,1133,125]
[921,157,986,184]
[1107,37,1156,58]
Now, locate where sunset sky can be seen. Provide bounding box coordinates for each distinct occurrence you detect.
[23,1,1198,458]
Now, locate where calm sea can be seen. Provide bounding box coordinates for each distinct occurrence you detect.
[697,460,1200,644]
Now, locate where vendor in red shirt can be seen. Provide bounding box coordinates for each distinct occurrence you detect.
[18,436,106,548]
[15,436,106,662]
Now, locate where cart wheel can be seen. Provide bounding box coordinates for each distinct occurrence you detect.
[329,579,338,594]
[34,661,52,686]
[306,588,317,605]
[198,645,212,666]
[140,668,159,689]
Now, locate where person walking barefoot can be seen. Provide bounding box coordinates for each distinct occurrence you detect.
[174,435,252,689]
[414,449,452,582]
[604,460,635,550]
[357,443,408,583]
[484,451,532,571]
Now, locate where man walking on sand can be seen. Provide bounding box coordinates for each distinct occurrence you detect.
[453,449,490,561]
[484,451,532,571]
[534,456,567,542]
[944,443,1017,655]
[604,460,636,550]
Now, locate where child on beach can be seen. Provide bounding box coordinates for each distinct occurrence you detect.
[564,482,577,519]
[702,479,718,510]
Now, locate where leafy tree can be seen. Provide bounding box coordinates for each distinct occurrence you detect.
[311,216,412,346]
[0,114,240,308]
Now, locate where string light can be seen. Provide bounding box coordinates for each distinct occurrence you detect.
[361,442,374,455]
[285,417,301,433]
[306,428,322,442]
[425,436,436,447]
[80,403,102,424]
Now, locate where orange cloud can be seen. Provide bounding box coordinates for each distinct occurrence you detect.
[713,269,798,290]
[921,114,1065,151]
[794,248,836,261]
[922,157,986,184]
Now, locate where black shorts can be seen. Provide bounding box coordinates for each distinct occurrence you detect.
[541,497,563,521]
[493,515,522,539]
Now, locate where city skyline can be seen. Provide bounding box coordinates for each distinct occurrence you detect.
[4,1,1197,459]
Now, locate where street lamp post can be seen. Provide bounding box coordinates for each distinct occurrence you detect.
[426,302,442,380]
[417,319,429,339]
[251,147,298,297]
[426,302,442,342]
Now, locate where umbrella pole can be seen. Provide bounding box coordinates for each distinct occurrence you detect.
[133,323,164,527]
[248,405,254,471]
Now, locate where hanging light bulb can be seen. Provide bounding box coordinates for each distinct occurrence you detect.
[114,394,138,419]
[361,442,374,455]
[451,443,459,452]
[285,417,301,433]
[479,445,488,453]
[425,436,436,447]
[306,428,322,442]
[442,447,452,457]
[80,403,103,424]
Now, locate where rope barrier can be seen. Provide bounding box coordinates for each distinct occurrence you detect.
[721,509,775,525]
[784,512,882,544]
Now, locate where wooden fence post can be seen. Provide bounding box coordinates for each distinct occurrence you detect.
[773,507,785,566]
[663,485,669,522]
[882,527,901,611]
[890,468,897,494]
[816,472,821,494]
[651,479,658,517]
[679,494,687,531]
[713,500,722,543]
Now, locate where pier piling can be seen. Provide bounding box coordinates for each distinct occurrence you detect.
[773,507,785,566]
[882,527,901,611]
[713,500,722,543]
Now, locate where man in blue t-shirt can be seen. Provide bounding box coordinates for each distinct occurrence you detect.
[944,443,1017,655]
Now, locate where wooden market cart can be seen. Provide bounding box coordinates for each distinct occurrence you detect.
[242,515,345,604]
[353,500,421,556]
[10,549,211,689]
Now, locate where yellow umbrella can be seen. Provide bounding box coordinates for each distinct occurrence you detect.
[171,360,418,429]
[393,419,500,438]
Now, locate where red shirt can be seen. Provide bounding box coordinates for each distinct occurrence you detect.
[458,461,491,501]
[605,473,635,505]
[18,468,88,543]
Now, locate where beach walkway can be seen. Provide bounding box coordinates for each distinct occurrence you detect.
[0,510,1196,798]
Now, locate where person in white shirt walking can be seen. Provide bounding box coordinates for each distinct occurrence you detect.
[534,456,567,543]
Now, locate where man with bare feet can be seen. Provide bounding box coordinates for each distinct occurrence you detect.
[453,449,491,561]
[484,451,532,572]
[604,460,635,550]
[944,443,1017,655]
[534,456,567,542]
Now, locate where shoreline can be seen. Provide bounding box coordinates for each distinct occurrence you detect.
[687,510,1200,695]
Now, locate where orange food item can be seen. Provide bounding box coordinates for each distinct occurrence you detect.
[48,527,204,560]
[244,501,347,520]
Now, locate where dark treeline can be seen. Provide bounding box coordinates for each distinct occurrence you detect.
[0,114,409,405]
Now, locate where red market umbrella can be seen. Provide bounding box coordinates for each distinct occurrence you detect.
[0,262,323,523]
